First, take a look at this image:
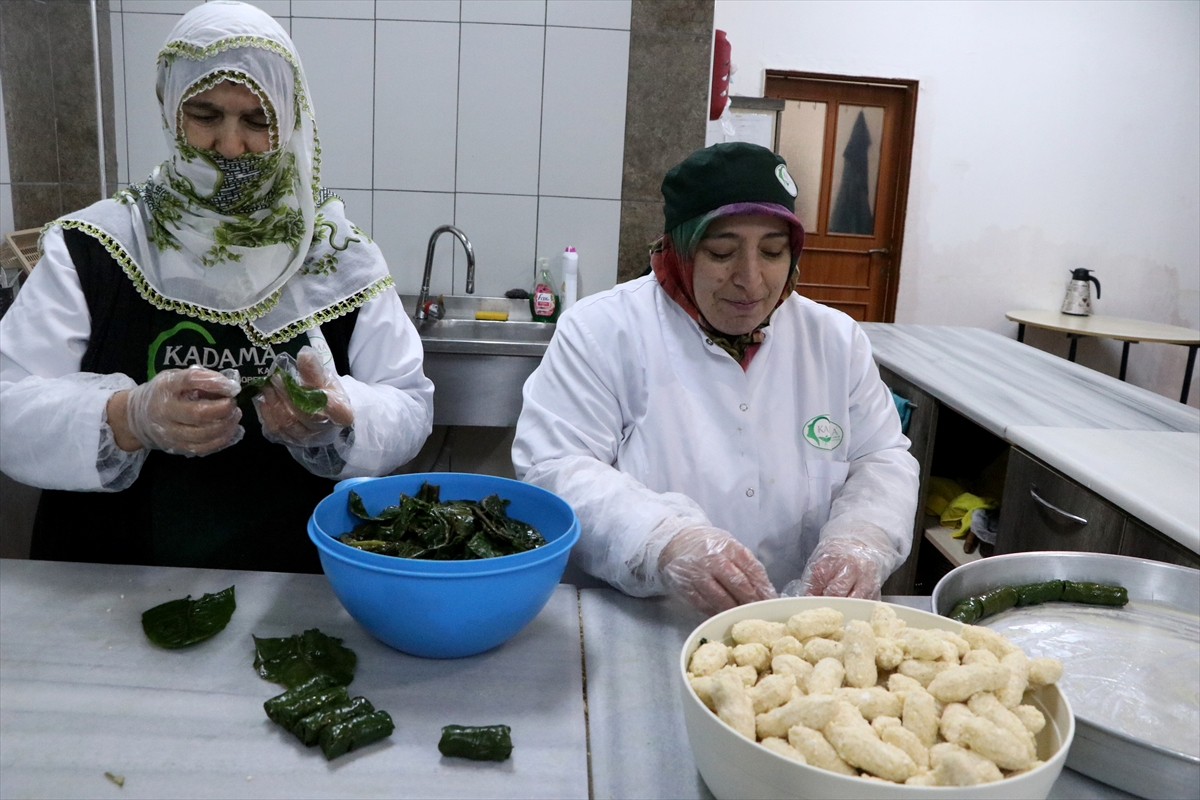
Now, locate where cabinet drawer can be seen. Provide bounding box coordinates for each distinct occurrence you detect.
[996,449,1125,554]
[1120,517,1200,569]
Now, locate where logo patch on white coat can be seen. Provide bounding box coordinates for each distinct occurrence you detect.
[803,415,843,450]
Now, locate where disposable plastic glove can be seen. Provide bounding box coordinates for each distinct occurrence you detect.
[783,524,898,600]
[124,366,243,457]
[659,526,778,616]
[254,348,353,449]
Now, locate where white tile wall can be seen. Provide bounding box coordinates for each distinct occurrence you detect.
[373,190,457,294]
[547,0,631,29]
[539,27,628,200]
[456,23,545,196]
[461,0,546,26]
[236,0,291,17]
[1,184,13,237]
[109,9,128,185]
[376,0,460,22]
[122,0,201,13]
[120,11,183,184]
[291,18,375,190]
[375,21,459,192]
[455,192,539,296]
[107,1,631,294]
[535,196,622,298]
[291,0,375,19]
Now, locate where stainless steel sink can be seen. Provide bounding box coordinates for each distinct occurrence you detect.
[419,319,553,356]
[398,293,554,427]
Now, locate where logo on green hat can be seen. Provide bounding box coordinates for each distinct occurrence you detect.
[803,415,843,450]
[776,164,798,198]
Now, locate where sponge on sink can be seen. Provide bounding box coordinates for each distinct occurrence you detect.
[475,310,509,321]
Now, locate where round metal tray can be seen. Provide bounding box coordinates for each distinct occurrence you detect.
[932,552,1199,800]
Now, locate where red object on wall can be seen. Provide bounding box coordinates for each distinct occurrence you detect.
[710,30,730,121]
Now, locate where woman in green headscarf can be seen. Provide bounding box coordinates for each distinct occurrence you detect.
[0,1,433,572]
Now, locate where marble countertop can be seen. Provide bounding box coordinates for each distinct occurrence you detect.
[860,324,1200,438]
[0,560,587,800]
[861,324,1199,551]
[0,558,1147,799]
[1006,427,1200,553]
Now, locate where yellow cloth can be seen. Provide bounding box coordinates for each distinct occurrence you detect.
[925,477,997,538]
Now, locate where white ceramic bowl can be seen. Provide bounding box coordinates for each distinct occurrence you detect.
[678,597,1074,800]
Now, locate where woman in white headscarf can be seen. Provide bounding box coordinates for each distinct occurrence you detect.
[0,1,433,572]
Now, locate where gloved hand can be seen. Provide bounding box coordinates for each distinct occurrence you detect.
[255,347,353,448]
[124,366,243,457]
[659,526,778,616]
[783,525,898,600]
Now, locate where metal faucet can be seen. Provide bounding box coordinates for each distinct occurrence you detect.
[414,225,475,321]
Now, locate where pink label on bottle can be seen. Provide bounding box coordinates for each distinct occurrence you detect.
[533,284,555,316]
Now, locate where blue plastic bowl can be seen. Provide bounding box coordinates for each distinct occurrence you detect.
[308,472,580,659]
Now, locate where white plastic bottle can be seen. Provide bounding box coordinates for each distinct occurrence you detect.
[561,246,578,311]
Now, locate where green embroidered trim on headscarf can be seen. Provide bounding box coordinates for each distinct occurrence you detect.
[246,275,394,346]
[177,68,280,150]
[160,35,323,198]
[58,3,388,348]
[55,218,395,347]
[57,219,285,323]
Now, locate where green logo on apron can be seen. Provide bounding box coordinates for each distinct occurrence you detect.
[145,319,289,382]
[803,415,844,450]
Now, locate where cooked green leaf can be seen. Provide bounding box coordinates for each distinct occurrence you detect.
[235,368,327,415]
[141,586,236,649]
[236,375,268,407]
[252,628,357,688]
[281,371,328,415]
[339,481,547,561]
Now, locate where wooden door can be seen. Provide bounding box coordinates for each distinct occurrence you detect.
[765,71,917,322]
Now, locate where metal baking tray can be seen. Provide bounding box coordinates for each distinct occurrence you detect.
[931,552,1199,800]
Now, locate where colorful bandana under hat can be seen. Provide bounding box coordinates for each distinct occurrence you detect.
[652,202,805,369]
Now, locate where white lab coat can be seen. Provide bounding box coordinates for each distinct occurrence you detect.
[512,276,918,596]
[0,226,434,491]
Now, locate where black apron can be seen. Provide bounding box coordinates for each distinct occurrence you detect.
[29,228,360,573]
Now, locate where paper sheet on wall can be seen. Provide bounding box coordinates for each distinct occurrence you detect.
[726,109,776,149]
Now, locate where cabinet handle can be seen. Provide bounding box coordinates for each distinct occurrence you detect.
[1029,486,1088,526]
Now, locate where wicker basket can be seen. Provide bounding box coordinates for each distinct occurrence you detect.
[0,229,41,275]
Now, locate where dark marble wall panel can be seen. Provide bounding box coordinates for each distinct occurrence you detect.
[0,1,60,186]
[1,0,117,230]
[10,184,62,232]
[617,0,713,283]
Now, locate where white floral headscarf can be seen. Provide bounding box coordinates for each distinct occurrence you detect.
[55,0,392,346]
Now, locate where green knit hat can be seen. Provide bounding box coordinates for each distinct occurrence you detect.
[661,142,799,233]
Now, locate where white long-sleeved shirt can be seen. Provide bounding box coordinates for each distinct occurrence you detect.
[0,225,433,490]
[512,276,918,596]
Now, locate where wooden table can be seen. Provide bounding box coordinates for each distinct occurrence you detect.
[1006,310,1200,403]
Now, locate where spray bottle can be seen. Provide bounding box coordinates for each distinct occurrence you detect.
[560,246,578,312]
